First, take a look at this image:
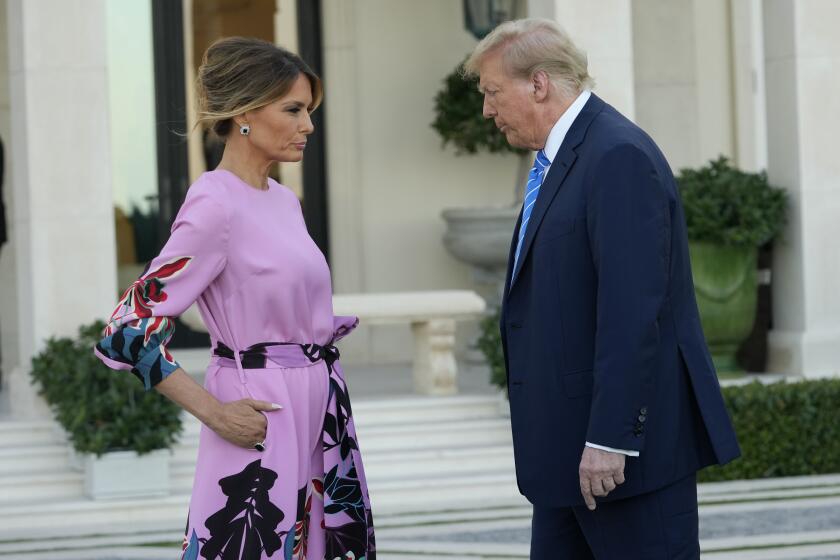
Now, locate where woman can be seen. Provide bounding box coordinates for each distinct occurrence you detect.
[94,37,376,560]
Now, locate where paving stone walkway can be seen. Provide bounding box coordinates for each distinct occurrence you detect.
[402,501,840,544]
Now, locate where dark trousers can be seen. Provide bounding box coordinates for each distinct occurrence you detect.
[531,473,700,560]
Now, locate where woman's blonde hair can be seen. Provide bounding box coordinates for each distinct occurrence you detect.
[196,37,323,138]
[464,18,594,99]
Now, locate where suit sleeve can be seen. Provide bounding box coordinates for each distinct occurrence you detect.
[584,143,670,452]
[94,187,229,390]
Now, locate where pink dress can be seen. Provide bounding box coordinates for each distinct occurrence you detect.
[94,170,376,560]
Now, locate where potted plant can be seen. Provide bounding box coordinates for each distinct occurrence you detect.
[677,156,788,375]
[30,320,183,500]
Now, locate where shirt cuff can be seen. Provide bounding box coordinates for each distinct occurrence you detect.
[585,441,640,457]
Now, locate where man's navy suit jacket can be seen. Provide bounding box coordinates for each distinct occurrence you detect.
[500,94,741,507]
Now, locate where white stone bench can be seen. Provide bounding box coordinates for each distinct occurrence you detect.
[181,290,486,396]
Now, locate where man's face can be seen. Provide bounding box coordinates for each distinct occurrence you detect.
[478,51,539,150]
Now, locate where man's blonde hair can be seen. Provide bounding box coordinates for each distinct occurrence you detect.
[464,18,594,100]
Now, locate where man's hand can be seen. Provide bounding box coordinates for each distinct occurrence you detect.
[579,446,626,510]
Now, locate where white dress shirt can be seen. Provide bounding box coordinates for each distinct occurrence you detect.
[536,89,640,458]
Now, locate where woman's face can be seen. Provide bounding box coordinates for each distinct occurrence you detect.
[244,74,315,163]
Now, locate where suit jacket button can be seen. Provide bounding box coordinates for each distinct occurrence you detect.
[640,407,648,415]
[638,415,647,423]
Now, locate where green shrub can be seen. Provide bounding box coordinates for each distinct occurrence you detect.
[30,320,183,456]
[431,59,525,156]
[676,156,788,247]
[476,308,506,389]
[699,379,840,481]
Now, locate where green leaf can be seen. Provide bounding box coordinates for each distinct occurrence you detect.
[676,156,788,247]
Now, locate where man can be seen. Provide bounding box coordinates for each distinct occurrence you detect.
[465,19,740,559]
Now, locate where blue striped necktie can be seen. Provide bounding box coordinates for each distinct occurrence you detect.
[513,150,551,272]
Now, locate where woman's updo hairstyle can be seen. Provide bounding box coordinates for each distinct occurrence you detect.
[196,36,323,138]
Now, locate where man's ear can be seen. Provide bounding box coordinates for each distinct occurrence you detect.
[532,70,550,103]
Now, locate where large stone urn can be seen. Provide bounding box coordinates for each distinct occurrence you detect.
[441,205,518,309]
[689,241,758,375]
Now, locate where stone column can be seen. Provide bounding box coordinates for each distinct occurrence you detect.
[730,0,768,173]
[274,0,304,199]
[321,0,372,366]
[536,0,636,119]
[3,0,118,417]
[553,0,636,119]
[412,319,458,396]
[764,0,840,378]
[631,0,737,171]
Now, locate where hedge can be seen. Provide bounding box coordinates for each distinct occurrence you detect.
[698,379,840,482]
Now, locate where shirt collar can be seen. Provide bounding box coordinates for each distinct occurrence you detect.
[543,89,592,164]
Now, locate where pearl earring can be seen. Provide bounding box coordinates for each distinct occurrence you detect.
[239,123,250,136]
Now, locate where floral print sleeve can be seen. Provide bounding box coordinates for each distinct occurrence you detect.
[94,186,229,390]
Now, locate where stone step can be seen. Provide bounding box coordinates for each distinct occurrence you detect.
[0,395,508,487]
[0,496,189,540]
[702,542,840,559]
[352,394,503,426]
[0,528,177,555]
[0,425,513,512]
[174,416,512,456]
[0,470,83,504]
[378,540,528,558]
[0,420,62,447]
[169,422,513,475]
[168,465,521,507]
[175,394,502,437]
[174,395,504,442]
[0,444,70,475]
[1,547,180,560]
[169,444,516,487]
[699,473,840,496]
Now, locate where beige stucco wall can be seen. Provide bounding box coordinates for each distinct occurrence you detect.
[323,0,520,364]
[632,0,737,172]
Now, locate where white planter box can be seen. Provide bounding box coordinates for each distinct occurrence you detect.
[84,449,171,500]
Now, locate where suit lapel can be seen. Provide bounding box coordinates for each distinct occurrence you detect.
[507,94,606,294]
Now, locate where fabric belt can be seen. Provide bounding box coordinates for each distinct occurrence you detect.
[208,315,358,398]
[211,341,341,372]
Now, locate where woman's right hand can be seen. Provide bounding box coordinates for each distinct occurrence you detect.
[153,370,283,450]
[207,399,283,449]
